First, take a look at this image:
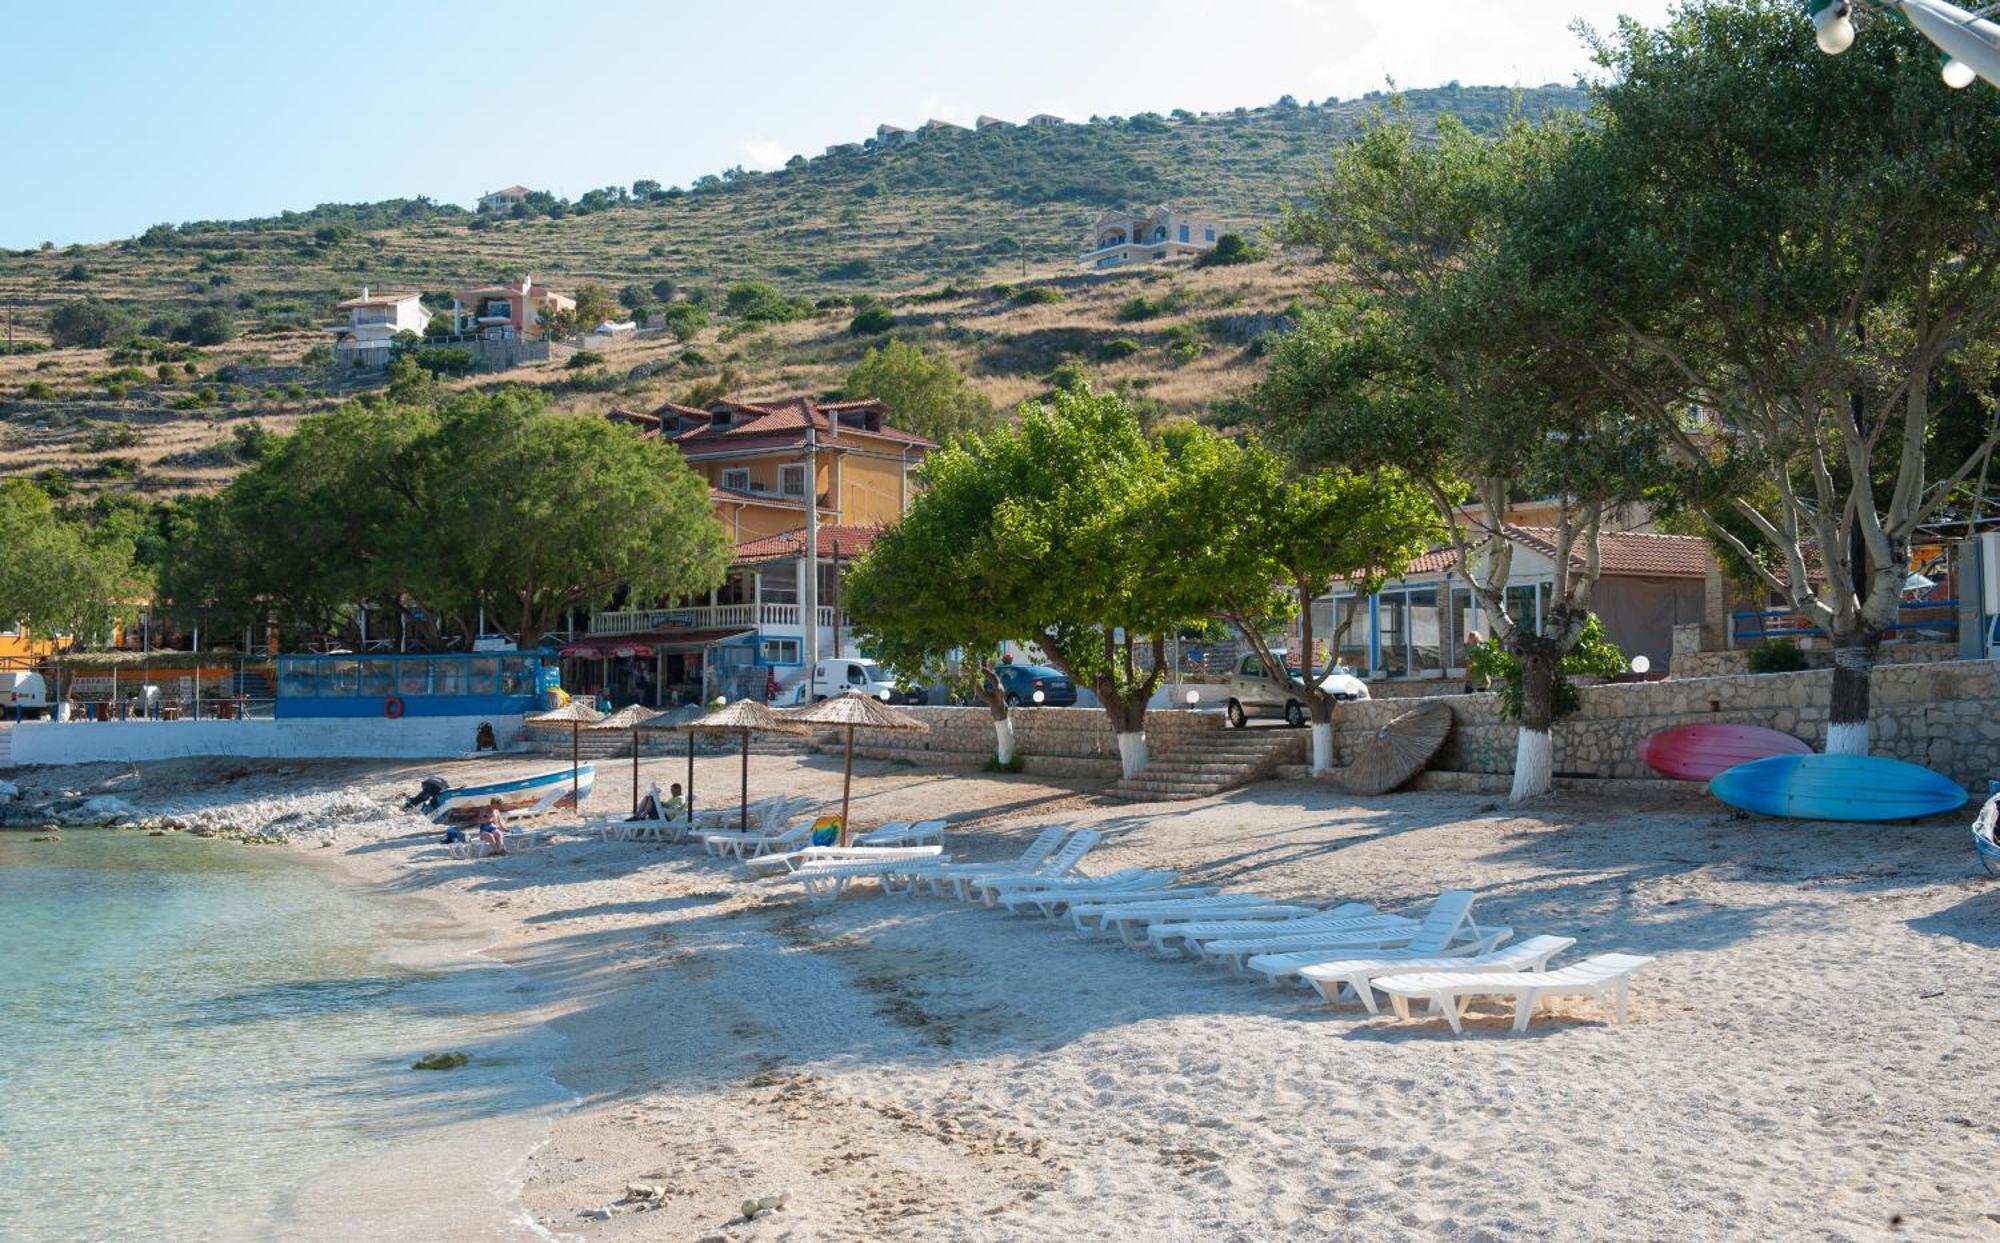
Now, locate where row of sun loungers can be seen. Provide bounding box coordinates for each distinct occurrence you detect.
[770,827,1654,1035]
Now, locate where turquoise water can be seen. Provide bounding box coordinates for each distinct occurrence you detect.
[0,831,565,1242]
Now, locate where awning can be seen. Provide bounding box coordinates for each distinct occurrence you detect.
[559,628,755,659]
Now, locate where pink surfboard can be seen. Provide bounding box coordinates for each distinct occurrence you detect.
[1638,723,1812,782]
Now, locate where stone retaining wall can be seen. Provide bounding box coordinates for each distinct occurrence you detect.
[1331,658,2000,791]
[826,705,1224,781]
[1672,641,1958,680]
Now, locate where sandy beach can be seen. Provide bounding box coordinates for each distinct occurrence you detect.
[9,746,1999,1241]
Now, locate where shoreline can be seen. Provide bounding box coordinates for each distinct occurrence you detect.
[6,750,1999,1240]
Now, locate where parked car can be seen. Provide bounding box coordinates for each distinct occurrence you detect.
[980,661,1077,707]
[1224,651,1368,728]
[798,658,927,704]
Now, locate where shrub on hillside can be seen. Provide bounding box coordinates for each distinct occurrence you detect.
[848,306,895,335]
[413,348,475,377]
[1193,233,1263,267]
[48,297,134,348]
[566,350,606,370]
[182,308,237,347]
[1010,285,1063,306]
[723,281,808,324]
[1097,337,1142,362]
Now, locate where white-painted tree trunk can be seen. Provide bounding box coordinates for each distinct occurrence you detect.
[992,716,1017,765]
[1824,720,1869,756]
[1310,721,1335,777]
[1116,731,1149,780]
[1509,727,1553,802]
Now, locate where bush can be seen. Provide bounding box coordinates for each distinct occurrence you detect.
[301,344,334,368]
[982,752,1027,774]
[848,306,895,335]
[822,257,877,281]
[48,297,134,348]
[723,281,808,324]
[181,308,236,347]
[1746,638,1808,674]
[1010,285,1064,306]
[83,421,141,450]
[1193,233,1263,268]
[1118,296,1162,321]
[105,382,128,400]
[1097,337,1142,362]
[62,262,90,282]
[662,303,708,342]
[412,348,475,377]
[566,350,607,369]
[1164,322,1207,363]
[231,422,270,461]
[1467,615,1628,721]
[23,380,53,399]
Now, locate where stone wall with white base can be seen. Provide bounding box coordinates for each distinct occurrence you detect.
[5,714,524,767]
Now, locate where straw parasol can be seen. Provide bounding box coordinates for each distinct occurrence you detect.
[679,699,809,830]
[1340,701,1453,796]
[592,704,657,816]
[642,703,706,819]
[785,691,929,844]
[528,699,604,806]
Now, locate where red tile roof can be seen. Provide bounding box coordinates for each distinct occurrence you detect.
[620,395,933,449]
[1350,526,1711,584]
[733,524,885,565]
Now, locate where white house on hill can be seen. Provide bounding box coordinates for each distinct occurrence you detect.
[478,185,532,212]
[1079,205,1219,269]
[328,288,430,352]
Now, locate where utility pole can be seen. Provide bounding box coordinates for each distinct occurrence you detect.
[802,424,820,695]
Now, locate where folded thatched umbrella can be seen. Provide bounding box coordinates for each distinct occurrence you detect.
[679,699,809,830]
[643,703,706,818]
[528,699,604,806]
[592,704,657,816]
[1341,701,1453,796]
[786,691,928,844]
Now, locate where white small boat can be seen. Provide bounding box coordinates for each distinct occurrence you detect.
[1975,792,2000,877]
[411,765,594,823]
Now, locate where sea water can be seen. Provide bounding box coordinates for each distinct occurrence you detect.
[0,831,567,1242]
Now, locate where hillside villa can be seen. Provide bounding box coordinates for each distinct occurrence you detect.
[584,396,934,704]
[326,288,430,353]
[477,184,533,212]
[1026,113,1066,127]
[453,279,575,340]
[1080,205,1220,269]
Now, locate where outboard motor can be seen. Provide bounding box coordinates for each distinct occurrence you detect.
[404,775,449,812]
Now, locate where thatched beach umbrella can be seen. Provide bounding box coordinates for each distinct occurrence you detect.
[592,704,656,816]
[643,703,706,817]
[786,691,928,844]
[528,699,604,805]
[1341,701,1453,796]
[680,699,809,830]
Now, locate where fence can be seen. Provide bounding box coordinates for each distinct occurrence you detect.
[1729,600,1959,648]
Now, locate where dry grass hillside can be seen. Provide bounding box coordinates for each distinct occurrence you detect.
[0,86,1584,500]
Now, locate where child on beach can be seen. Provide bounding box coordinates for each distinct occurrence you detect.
[476,800,508,857]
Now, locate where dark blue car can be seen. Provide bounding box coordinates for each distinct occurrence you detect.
[986,662,1078,707]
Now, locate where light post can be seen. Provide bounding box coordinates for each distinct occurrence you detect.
[1809,0,2000,89]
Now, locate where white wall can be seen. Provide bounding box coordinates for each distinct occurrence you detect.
[8,714,525,767]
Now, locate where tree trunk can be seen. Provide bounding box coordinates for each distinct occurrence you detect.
[1827,633,1878,756]
[1308,693,1337,777]
[983,684,1017,764]
[1100,686,1149,779]
[1510,642,1558,802]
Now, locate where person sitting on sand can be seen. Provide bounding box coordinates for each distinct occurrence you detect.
[476,799,508,857]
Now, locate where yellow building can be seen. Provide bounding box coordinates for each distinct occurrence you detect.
[589,396,933,703]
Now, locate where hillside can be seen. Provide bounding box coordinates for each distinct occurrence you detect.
[0,86,1586,500]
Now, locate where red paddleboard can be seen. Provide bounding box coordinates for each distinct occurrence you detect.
[1638,723,1811,782]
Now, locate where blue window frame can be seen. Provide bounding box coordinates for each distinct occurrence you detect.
[1179,224,1190,243]
[1204,227,1215,242]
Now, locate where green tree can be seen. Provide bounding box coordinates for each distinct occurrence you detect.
[181,307,236,346]
[48,297,134,348]
[1505,0,2000,754]
[723,281,807,323]
[842,341,994,444]
[0,481,148,660]
[571,282,619,329]
[1184,433,1440,773]
[661,303,708,342]
[1262,108,1661,799]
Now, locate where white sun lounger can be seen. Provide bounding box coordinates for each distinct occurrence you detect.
[781,852,959,904]
[974,866,1174,911]
[1069,896,1315,942]
[996,883,1200,919]
[882,825,1072,898]
[1216,890,1486,979]
[1298,935,1577,1012]
[1373,953,1656,1034]
[746,844,942,877]
[957,832,1110,905]
[1144,904,1382,958]
[853,819,946,847]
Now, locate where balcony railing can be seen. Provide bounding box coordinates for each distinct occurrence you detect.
[590,604,838,634]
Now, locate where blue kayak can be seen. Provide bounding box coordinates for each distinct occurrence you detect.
[1709,753,1967,822]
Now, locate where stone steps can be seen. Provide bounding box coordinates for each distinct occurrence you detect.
[0,724,11,767]
[1107,727,1310,802]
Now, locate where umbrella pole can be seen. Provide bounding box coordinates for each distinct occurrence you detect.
[571,722,580,807]
[841,722,854,846]
[739,728,750,830]
[632,724,640,817]
[686,729,695,818]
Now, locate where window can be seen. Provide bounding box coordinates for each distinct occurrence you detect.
[1153,226,1167,241]
[1377,595,1409,677]
[1506,583,1544,636]
[1449,588,1480,669]
[780,464,806,497]
[397,661,431,696]
[1178,224,1190,243]
[1331,595,1369,673]
[1204,227,1215,242]
[847,664,868,685]
[468,657,500,695]
[1239,654,1263,678]
[720,468,750,492]
[761,637,801,665]
[1407,588,1442,673]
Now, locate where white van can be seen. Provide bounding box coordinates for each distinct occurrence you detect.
[2,670,50,718]
[795,658,924,705]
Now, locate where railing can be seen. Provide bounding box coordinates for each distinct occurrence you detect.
[590,604,839,634]
[1729,600,1959,647]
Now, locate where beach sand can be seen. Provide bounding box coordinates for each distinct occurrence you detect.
[10,746,1999,1240]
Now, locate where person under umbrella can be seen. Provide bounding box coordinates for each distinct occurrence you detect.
[785,690,928,845]
[677,699,809,830]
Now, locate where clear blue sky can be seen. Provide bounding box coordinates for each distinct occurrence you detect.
[7,0,1676,249]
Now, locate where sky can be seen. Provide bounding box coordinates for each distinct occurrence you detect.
[6,0,1678,249]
